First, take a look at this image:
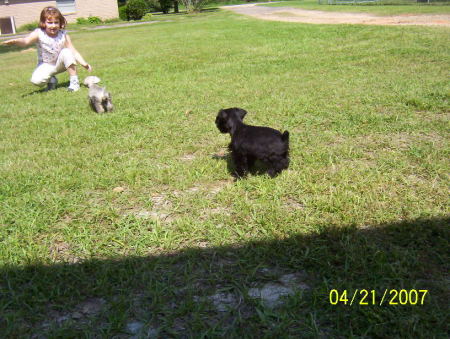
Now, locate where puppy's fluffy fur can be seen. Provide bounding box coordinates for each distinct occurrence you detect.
[83,76,113,113]
[215,107,289,178]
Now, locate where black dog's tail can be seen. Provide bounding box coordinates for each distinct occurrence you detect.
[282,130,289,143]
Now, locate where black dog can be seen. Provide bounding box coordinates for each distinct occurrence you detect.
[215,107,289,178]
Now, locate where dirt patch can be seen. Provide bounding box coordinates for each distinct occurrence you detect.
[178,153,197,161]
[41,298,106,329]
[248,272,310,308]
[223,3,450,27]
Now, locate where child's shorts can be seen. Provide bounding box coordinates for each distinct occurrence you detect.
[30,48,76,87]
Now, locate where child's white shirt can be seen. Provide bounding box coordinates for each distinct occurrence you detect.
[35,28,67,65]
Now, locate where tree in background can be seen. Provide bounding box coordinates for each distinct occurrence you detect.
[147,0,174,13]
[160,0,174,13]
[118,0,183,18]
[179,0,209,12]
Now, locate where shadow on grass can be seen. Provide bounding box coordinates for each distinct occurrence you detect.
[20,81,71,97]
[20,88,47,97]
[201,7,220,12]
[213,150,278,179]
[1,216,448,337]
[212,151,237,177]
[151,7,219,16]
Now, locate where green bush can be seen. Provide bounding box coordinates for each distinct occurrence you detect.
[159,0,173,13]
[146,0,162,12]
[17,21,39,32]
[87,16,103,24]
[76,16,103,25]
[76,17,88,25]
[179,0,210,13]
[126,0,149,20]
[145,0,173,13]
[142,13,154,21]
[119,5,128,20]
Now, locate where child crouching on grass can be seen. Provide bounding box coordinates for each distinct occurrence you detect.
[2,6,92,92]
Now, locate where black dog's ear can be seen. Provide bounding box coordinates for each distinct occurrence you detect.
[234,108,247,121]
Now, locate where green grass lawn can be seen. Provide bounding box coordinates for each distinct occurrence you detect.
[0,9,449,337]
[260,0,450,15]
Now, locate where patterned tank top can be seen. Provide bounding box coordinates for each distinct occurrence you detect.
[35,28,67,65]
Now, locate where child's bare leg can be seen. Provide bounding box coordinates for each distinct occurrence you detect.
[67,64,77,76]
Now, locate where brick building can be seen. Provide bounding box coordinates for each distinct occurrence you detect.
[0,0,119,35]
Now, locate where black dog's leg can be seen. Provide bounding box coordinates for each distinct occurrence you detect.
[267,156,289,178]
[267,166,278,178]
[247,155,256,169]
[232,152,249,178]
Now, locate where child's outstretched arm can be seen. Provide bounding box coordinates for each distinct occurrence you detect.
[2,30,39,47]
[65,34,92,72]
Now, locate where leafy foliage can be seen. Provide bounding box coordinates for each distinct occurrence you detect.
[118,5,128,20]
[142,13,154,21]
[76,16,103,25]
[159,0,174,13]
[179,0,210,12]
[87,16,103,24]
[146,0,163,12]
[126,0,149,20]
[17,21,39,33]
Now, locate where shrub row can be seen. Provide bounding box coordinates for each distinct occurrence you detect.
[122,0,174,20]
[76,16,103,25]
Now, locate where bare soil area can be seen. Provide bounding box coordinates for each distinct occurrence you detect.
[223,3,450,26]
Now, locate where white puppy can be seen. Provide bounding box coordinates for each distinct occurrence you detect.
[83,76,113,113]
